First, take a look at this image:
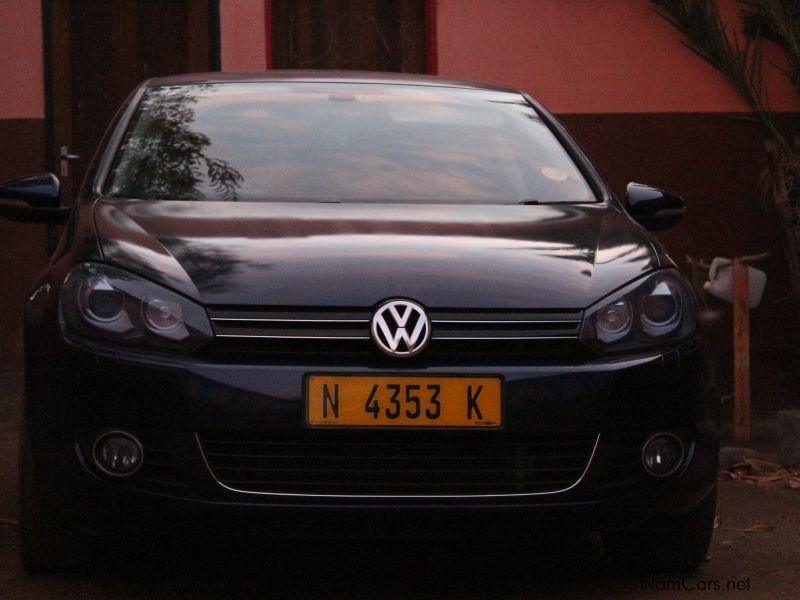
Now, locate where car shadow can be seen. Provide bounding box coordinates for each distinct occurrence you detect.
[31,532,659,599]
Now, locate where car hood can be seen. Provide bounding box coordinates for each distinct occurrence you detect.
[93,200,659,309]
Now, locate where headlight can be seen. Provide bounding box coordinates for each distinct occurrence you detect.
[594,300,633,343]
[581,270,696,352]
[60,262,213,352]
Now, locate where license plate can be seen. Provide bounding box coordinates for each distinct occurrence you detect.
[306,375,502,428]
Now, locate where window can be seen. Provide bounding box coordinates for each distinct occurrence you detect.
[272,0,427,73]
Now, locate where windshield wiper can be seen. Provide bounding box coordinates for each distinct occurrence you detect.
[516,199,571,205]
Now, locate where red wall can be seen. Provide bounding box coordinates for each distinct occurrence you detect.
[0,0,48,370]
[219,0,267,71]
[0,0,44,119]
[436,0,800,114]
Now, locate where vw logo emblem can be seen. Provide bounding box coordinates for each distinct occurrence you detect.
[371,299,431,358]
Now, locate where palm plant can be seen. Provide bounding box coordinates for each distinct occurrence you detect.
[653,0,800,320]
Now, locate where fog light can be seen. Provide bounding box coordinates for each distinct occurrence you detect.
[641,433,684,478]
[92,431,143,477]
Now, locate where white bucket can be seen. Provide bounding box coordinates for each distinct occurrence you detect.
[703,257,767,308]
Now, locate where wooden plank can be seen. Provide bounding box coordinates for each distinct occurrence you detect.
[733,258,751,441]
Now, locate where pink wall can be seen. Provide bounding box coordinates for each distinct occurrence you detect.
[0,0,44,119]
[436,0,800,114]
[219,0,267,72]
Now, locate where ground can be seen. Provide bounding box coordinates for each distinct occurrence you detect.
[1,373,799,599]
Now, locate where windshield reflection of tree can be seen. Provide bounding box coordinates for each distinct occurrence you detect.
[109,86,243,201]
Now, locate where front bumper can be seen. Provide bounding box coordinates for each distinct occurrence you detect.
[23,337,718,537]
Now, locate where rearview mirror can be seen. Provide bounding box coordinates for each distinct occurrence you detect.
[625,183,686,231]
[0,173,70,224]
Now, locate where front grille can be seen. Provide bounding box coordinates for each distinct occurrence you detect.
[206,307,587,362]
[198,431,599,496]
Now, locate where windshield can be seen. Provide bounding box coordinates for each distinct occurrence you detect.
[104,82,595,204]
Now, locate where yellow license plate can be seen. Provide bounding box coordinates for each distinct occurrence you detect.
[306,375,502,428]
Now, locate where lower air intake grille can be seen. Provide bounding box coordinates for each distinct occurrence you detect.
[198,431,598,496]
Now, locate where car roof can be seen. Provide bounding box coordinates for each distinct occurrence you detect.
[145,70,523,94]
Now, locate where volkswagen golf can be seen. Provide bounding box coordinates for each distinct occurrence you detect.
[0,72,718,573]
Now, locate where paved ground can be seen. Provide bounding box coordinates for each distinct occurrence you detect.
[2,372,799,599]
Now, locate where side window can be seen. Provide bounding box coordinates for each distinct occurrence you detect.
[271,0,427,73]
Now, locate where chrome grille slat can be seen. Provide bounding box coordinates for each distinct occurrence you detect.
[219,480,578,489]
[434,335,577,340]
[213,318,369,323]
[209,309,371,321]
[215,334,370,340]
[205,453,590,461]
[429,311,581,321]
[432,320,578,324]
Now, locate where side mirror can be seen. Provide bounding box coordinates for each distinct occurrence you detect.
[0,173,70,224]
[624,182,686,231]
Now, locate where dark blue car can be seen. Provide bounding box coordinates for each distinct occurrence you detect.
[0,72,718,573]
